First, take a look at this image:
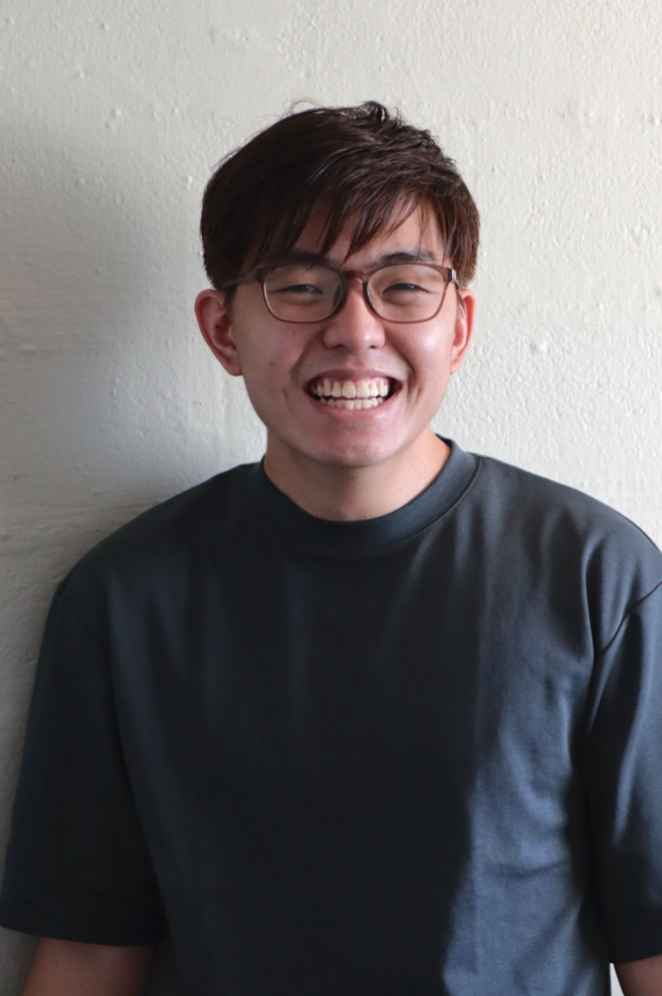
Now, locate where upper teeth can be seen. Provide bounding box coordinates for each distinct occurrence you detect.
[310,378,390,399]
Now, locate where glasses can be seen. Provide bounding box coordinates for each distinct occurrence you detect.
[220,260,457,324]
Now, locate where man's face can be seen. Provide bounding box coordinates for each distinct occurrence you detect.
[196,206,474,486]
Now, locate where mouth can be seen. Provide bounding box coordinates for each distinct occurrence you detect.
[307,376,397,410]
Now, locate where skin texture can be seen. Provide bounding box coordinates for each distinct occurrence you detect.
[21,938,156,996]
[615,954,662,995]
[196,207,475,521]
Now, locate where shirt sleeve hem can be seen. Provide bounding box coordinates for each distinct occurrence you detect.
[606,913,662,964]
[0,892,165,947]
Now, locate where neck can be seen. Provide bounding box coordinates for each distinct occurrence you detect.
[263,431,450,521]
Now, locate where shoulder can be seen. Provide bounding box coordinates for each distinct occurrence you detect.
[469,450,662,630]
[60,463,254,618]
[474,451,659,552]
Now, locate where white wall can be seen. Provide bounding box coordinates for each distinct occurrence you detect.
[2,1,661,992]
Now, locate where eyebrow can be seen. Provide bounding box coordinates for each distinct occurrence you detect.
[269,247,441,268]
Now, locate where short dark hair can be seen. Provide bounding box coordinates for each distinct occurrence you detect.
[200,101,480,290]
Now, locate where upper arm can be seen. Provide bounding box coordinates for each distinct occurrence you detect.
[0,590,165,946]
[614,953,662,996]
[22,937,157,996]
[581,583,662,964]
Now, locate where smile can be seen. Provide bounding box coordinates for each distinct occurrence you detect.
[308,377,395,409]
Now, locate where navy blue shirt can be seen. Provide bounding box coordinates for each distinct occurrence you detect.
[2,441,662,995]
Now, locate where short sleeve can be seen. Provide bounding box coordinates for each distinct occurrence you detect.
[0,582,166,945]
[582,581,662,963]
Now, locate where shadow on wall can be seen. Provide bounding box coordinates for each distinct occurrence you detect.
[0,123,184,995]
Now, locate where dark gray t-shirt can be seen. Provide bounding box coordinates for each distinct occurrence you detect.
[2,440,662,995]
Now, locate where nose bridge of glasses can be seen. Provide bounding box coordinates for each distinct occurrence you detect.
[326,268,378,315]
[332,269,382,320]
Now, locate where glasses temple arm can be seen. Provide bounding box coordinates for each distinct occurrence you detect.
[219,271,259,290]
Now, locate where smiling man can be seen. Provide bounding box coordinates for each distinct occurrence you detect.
[195,205,472,520]
[2,103,662,996]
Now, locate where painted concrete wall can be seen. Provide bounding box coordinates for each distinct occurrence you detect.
[2,0,661,992]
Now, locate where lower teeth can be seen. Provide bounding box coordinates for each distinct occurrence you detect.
[317,397,385,409]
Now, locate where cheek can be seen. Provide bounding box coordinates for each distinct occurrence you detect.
[237,342,300,399]
[403,329,455,371]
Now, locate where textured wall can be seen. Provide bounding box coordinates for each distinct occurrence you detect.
[2,0,661,992]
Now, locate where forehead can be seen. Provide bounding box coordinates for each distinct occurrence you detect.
[288,203,447,266]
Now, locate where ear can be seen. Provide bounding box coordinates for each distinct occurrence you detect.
[194,289,243,377]
[450,288,475,373]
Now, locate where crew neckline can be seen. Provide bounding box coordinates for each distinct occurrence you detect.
[245,438,480,557]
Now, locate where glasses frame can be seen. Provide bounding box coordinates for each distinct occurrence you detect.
[219,260,458,325]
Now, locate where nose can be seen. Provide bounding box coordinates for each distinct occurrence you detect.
[320,278,386,351]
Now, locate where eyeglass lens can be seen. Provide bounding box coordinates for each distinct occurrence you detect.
[262,263,448,322]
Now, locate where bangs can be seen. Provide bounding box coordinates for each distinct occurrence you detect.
[201,103,478,288]
[243,187,438,271]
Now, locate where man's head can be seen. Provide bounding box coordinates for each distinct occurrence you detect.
[195,103,480,516]
[200,101,479,292]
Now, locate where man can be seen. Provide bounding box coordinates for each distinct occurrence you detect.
[1,103,661,995]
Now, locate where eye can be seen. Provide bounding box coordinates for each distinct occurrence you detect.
[272,283,325,296]
[381,279,434,299]
[384,281,430,294]
[265,264,336,300]
[372,264,444,301]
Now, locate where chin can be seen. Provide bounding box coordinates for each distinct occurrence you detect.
[307,439,399,471]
